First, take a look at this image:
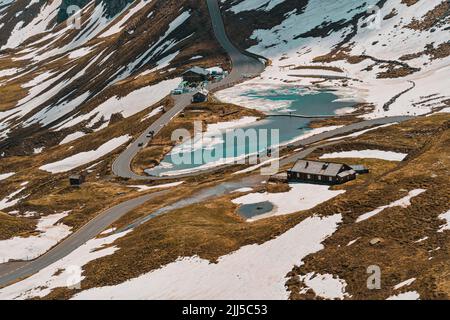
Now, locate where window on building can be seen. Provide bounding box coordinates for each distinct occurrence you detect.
[329,177,333,182]
[307,174,311,179]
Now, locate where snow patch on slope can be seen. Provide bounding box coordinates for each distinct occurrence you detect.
[39,135,131,173]
[320,150,408,162]
[72,214,342,300]
[0,212,72,263]
[228,0,449,118]
[0,230,132,300]
[356,189,426,223]
[56,78,181,131]
[232,183,345,221]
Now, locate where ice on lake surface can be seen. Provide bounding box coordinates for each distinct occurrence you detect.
[147,88,354,177]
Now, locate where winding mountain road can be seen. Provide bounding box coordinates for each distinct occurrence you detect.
[0,190,170,288]
[112,0,265,180]
[0,0,415,290]
[0,0,265,289]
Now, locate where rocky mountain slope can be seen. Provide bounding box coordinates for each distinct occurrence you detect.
[220,0,449,117]
[0,0,448,301]
[0,0,227,155]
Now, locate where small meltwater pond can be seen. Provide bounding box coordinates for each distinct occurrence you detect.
[238,201,274,219]
[146,86,354,177]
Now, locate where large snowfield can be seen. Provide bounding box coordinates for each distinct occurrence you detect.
[71,214,343,300]
[0,230,133,300]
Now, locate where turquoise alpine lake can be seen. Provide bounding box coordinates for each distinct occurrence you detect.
[146,89,353,177]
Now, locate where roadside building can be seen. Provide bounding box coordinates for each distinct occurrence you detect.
[192,89,209,103]
[287,159,357,185]
[350,165,369,174]
[182,66,209,83]
[69,174,85,187]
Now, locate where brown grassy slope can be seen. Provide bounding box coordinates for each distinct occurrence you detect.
[316,113,450,156]
[0,99,182,231]
[45,186,311,299]
[46,113,449,299]
[0,211,36,240]
[288,115,450,300]
[0,93,262,236]
[406,0,449,31]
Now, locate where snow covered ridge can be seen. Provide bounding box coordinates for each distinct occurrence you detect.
[0,0,138,49]
[0,0,195,149]
[222,0,450,119]
[0,0,62,49]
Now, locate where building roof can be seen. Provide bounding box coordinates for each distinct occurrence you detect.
[350,165,368,171]
[183,66,209,76]
[194,88,209,96]
[290,160,347,177]
[337,170,356,178]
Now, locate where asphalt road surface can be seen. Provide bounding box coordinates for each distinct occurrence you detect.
[0,115,413,288]
[114,116,414,231]
[0,189,172,288]
[0,0,265,290]
[112,0,265,180]
[0,0,415,290]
